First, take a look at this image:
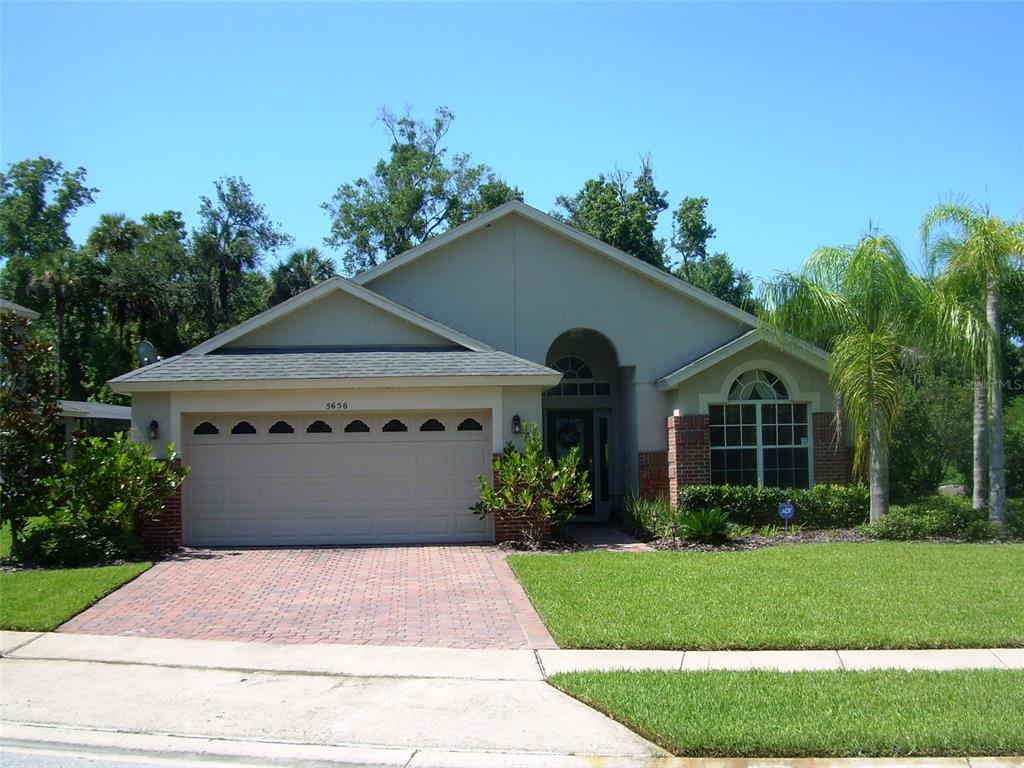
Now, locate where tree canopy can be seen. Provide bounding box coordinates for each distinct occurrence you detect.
[323,106,522,274]
[554,159,669,270]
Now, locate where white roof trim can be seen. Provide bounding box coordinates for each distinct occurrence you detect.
[656,329,831,391]
[186,276,493,356]
[0,298,40,320]
[109,373,561,394]
[354,200,759,328]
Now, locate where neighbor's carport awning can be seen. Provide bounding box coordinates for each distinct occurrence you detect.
[108,349,563,393]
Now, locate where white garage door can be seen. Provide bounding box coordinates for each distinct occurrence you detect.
[182,412,493,546]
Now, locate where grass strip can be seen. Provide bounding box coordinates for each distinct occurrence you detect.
[551,668,1024,757]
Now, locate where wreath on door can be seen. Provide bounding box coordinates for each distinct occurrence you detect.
[557,422,582,448]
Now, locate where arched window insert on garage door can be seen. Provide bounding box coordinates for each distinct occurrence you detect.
[546,356,611,397]
[710,369,811,489]
[457,418,483,431]
[193,421,219,435]
[420,418,445,432]
[344,419,370,433]
[306,420,332,434]
[230,421,257,435]
[269,420,295,434]
[382,419,408,433]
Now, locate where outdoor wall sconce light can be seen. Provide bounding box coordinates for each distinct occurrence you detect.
[148,420,160,440]
[511,414,522,434]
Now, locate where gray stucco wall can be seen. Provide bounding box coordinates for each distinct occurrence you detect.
[673,342,835,415]
[224,289,453,349]
[365,212,752,452]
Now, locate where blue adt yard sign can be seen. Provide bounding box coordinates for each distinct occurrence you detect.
[779,501,796,523]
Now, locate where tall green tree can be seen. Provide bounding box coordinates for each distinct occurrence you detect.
[684,252,756,310]
[672,196,716,278]
[269,248,337,305]
[922,203,1024,525]
[0,312,61,545]
[87,213,144,342]
[669,195,754,309]
[760,232,927,522]
[194,177,291,334]
[0,158,97,394]
[555,159,669,269]
[0,157,96,286]
[323,106,520,274]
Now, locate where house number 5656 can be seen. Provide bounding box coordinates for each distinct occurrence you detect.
[325,401,349,410]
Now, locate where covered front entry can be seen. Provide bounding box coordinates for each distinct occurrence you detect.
[182,411,492,547]
[543,329,622,518]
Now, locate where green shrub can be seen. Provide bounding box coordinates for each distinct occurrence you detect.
[14,433,189,566]
[16,514,146,567]
[473,425,591,545]
[1004,499,1023,538]
[861,496,1004,541]
[676,508,731,543]
[677,484,869,528]
[622,493,672,538]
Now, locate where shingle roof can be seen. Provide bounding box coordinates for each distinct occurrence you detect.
[109,349,558,384]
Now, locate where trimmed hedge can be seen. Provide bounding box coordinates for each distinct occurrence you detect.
[677,484,869,529]
[863,496,1023,541]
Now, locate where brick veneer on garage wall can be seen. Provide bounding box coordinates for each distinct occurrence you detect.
[140,459,184,551]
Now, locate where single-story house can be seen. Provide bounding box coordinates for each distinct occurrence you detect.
[109,201,850,548]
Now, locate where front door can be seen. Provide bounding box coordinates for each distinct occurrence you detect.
[546,410,595,516]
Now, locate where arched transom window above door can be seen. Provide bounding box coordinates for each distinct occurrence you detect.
[546,356,611,397]
[711,368,810,489]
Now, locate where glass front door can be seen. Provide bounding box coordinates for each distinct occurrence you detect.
[546,410,595,515]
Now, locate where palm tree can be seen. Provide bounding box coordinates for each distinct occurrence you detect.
[922,203,1024,525]
[760,232,927,522]
[269,248,337,305]
[29,248,76,396]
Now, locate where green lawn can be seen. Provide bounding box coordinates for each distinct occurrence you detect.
[0,563,151,631]
[509,543,1024,649]
[550,669,1024,757]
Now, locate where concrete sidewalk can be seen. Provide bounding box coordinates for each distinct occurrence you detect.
[2,632,1021,768]
[3,631,1021,676]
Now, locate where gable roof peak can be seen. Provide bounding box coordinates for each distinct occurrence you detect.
[354,200,760,329]
[185,275,493,356]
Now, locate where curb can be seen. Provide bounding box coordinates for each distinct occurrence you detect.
[2,723,1021,768]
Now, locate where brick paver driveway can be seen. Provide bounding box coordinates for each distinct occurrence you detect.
[60,546,555,649]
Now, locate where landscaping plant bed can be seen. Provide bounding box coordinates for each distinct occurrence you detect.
[550,668,1024,757]
[649,526,873,551]
[645,526,1020,552]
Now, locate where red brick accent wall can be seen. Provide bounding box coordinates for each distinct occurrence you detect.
[667,414,711,505]
[489,452,521,544]
[139,459,184,551]
[638,451,669,499]
[813,411,852,484]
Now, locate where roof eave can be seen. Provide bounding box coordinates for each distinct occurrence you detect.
[109,373,562,395]
[656,331,831,391]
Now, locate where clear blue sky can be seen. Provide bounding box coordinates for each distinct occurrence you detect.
[3,2,1022,281]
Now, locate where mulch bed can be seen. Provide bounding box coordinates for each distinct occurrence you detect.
[650,527,874,552]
